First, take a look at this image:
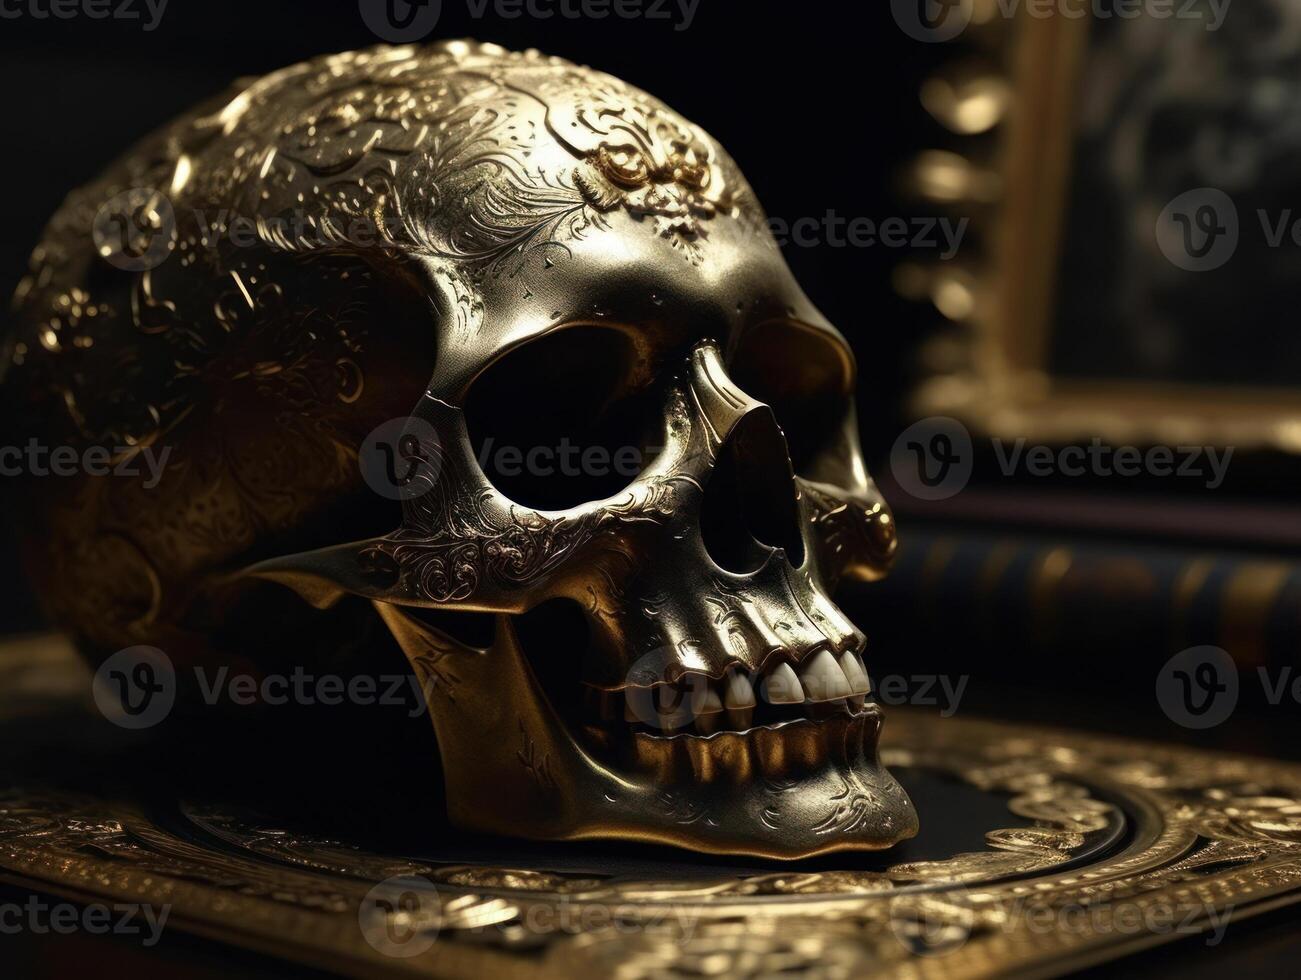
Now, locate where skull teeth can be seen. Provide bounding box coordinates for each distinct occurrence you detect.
[724,705,754,732]
[722,667,756,709]
[692,683,724,717]
[763,663,803,704]
[799,649,853,703]
[837,650,871,695]
[593,650,871,738]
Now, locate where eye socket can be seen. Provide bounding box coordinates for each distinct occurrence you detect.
[463,326,664,511]
[729,320,854,475]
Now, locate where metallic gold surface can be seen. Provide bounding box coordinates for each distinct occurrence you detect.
[2,637,1300,978]
[3,42,911,857]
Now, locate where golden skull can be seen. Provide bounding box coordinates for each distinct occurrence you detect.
[2,41,916,858]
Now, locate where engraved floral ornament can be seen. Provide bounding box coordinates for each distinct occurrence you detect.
[2,41,914,858]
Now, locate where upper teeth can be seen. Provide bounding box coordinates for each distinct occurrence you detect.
[799,649,852,702]
[617,650,871,736]
[692,683,724,716]
[837,650,871,695]
[763,662,803,704]
[722,668,756,709]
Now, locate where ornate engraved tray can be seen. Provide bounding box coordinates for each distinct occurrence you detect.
[2,635,1300,977]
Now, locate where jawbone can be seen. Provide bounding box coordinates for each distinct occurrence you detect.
[377,603,918,860]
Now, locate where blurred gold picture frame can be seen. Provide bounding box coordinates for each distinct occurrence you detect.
[905,5,1301,454]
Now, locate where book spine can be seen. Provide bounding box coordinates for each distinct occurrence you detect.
[852,528,1301,673]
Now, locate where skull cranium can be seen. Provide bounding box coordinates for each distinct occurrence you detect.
[4,41,916,858]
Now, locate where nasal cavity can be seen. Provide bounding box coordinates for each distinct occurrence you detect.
[699,409,807,573]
